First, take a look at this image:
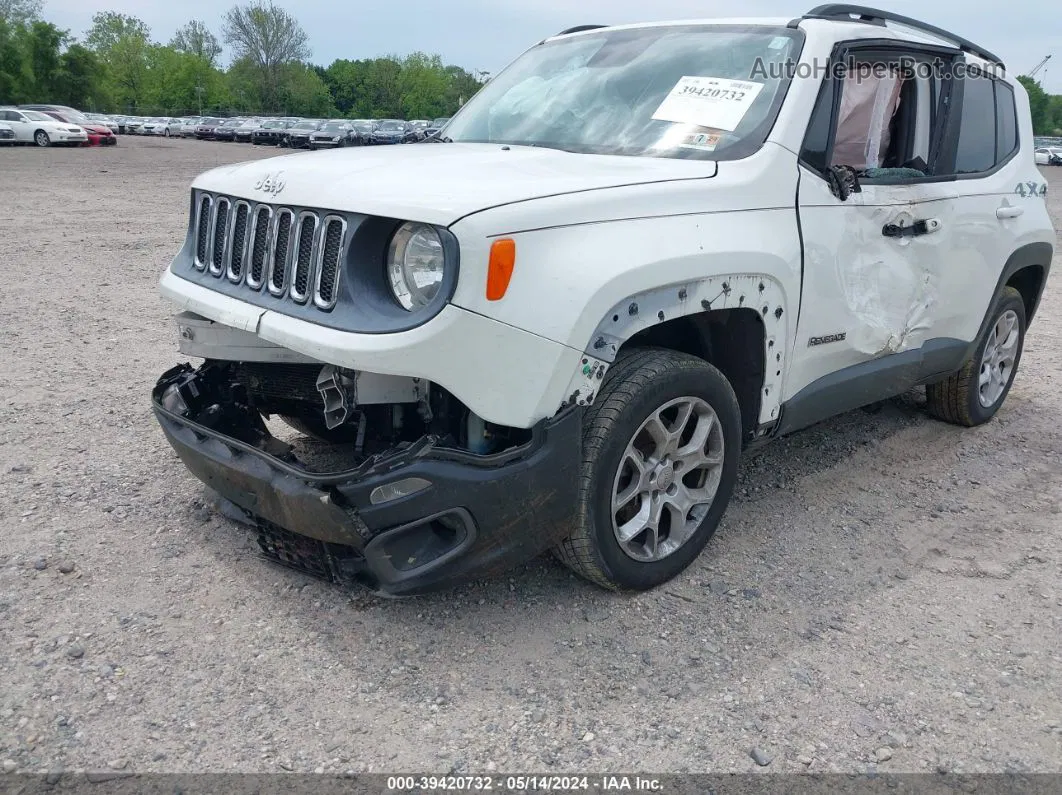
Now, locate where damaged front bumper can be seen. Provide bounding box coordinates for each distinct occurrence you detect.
[152,364,581,596]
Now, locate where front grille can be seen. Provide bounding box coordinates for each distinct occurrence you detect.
[209,198,230,275]
[269,210,294,295]
[315,217,346,309]
[248,206,271,289]
[227,202,250,282]
[291,213,317,302]
[194,195,212,269]
[192,192,347,310]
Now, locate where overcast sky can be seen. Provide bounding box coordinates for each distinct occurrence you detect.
[41,0,1062,93]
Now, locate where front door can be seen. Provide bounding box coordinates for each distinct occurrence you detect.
[782,44,965,431]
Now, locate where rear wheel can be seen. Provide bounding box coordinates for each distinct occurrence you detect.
[34,130,50,147]
[555,348,742,590]
[926,286,1026,426]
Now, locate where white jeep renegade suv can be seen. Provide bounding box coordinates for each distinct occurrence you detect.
[153,5,1054,596]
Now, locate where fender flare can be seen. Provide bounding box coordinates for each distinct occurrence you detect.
[963,241,1052,361]
[559,273,790,426]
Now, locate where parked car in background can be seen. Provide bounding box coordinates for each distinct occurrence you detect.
[0,122,15,143]
[309,120,353,149]
[1034,147,1062,166]
[195,117,223,139]
[21,105,116,146]
[141,117,177,136]
[179,117,202,137]
[85,113,120,133]
[409,119,431,139]
[0,107,86,146]
[212,118,245,141]
[424,116,450,138]
[371,118,415,144]
[234,118,262,142]
[348,119,376,145]
[282,119,321,148]
[251,119,292,146]
[124,117,145,134]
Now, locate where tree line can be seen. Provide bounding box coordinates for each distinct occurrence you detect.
[0,0,484,119]
[1017,77,1062,137]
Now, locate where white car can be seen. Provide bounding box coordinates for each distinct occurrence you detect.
[179,118,202,137]
[142,117,179,136]
[152,6,1054,596]
[0,107,87,146]
[1034,147,1062,166]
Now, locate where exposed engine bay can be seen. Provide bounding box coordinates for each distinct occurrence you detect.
[156,360,532,472]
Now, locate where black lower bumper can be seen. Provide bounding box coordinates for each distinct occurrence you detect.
[152,365,581,596]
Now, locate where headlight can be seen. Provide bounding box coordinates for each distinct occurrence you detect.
[386,222,445,310]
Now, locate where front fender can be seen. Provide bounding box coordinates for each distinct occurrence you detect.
[451,209,802,425]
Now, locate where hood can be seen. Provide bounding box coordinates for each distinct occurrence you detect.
[83,124,110,134]
[191,143,717,226]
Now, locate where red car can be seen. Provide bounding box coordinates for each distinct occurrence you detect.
[20,105,117,146]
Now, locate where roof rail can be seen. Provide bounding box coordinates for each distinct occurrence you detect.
[794,4,1004,69]
[556,25,608,36]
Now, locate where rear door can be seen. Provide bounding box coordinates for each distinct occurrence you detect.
[933,63,1051,347]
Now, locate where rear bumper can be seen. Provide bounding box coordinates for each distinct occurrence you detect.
[152,364,581,596]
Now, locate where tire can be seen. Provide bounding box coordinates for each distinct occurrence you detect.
[926,286,1026,427]
[164,128,170,138]
[279,414,358,443]
[34,130,50,147]
[555,348,742,591]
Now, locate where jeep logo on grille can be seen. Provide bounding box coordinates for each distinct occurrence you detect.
[253,172,285,196]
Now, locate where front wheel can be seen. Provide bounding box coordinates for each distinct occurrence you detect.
[555,348,742,591]
[34,130,50,147]
[926,286,1026,426]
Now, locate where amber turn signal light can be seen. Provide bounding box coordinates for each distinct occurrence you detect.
[486,239,516,301]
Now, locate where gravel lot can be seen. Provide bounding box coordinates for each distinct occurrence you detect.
[1,136,1060,777]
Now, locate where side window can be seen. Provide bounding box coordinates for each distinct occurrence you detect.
[948,67,1019,175]
[0,111,19,122]
[799,77,838,174]
[799,52,950,183]
[953,75,996,173]
[995,81,1018,162]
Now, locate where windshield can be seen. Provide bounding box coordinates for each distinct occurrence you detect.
[321,122,348,131]
[432,117,450,126]
[352,122,373,132]
[445,25,802,160]
[378,120,406,131]
[262,120,286,128]
[22,110,53,121]
[293,122,317,130]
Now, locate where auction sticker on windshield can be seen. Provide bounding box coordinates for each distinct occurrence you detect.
[652,76,764,132]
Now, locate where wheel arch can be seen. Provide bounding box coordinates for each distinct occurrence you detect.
[962,242,1053,363]
[560,274,789,434]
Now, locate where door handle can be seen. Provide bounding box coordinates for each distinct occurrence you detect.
[882,218,942,238]
[996,206,1024,219]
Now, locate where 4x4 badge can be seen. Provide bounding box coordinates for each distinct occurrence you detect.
[254,172,285,196]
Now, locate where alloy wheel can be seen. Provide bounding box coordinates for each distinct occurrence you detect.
[611,396,725,562]
[978,309,1020,408]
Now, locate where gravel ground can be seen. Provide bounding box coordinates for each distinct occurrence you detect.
[1,136,1060,776]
